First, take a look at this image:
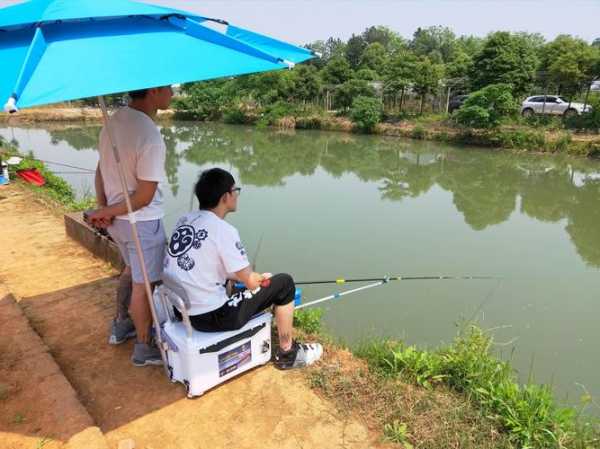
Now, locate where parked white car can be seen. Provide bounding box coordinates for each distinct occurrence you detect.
[521,95,592,117]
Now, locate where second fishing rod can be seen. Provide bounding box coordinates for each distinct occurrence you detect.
[295,275,499,285]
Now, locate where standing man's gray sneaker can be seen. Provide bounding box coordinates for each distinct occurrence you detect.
[108,317,136,345]
[131,342,163,367]
[274,341,323,370]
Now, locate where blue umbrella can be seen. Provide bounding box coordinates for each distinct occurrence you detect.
[0,0,315,373]
[1,0,314,111]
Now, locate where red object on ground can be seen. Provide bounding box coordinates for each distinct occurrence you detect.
[16,168,46,186]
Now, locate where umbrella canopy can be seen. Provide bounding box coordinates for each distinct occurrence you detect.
[0,0,314,111]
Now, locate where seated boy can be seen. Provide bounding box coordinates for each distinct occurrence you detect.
[163,168,322,369]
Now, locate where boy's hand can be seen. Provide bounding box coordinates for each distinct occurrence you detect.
[260,272,272,288]
[87,208,114,228]
[247,272,264,290]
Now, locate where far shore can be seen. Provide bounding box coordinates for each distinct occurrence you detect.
[2,106,600,157]
[0,106,174,123]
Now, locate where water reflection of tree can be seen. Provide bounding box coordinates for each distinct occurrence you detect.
[565,179,600,267]
[161,127,181,196]
[45,122,600,267]
[518,162,575,223]
[49,126,101,150]
[182,125,322,186]
[378,148,442,201]
[437,152,520,230]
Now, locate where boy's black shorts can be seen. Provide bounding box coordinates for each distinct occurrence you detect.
[174,273,295,332]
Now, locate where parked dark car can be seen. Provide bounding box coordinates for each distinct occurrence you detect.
[448,95,469,113]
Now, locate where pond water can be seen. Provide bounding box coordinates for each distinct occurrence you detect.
[2,121,600,411]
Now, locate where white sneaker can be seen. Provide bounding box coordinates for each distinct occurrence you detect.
[274,341,323,370]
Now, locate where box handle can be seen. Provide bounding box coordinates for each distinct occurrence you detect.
[199,323,267,354]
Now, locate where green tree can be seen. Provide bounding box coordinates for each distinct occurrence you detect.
[445,50,473,92]
[410,26,457,63]
[362,26,398,51]
[252,71,297,104]
[455,83,517,128]
[345,34,367,69]
[591,38,600,48]
[455,35,484,57]
[541,35,597,97]
[383,51,417,111]
[305,40,327,69]
[175,84,226,120]
[412,57,444,114]
[290,65,322,102]
[354,68,379,81]
[306,37,346,68]
[350,96,383,132]
[325,37,347,59]
[359,42,387,75]
[516,32,546,54]
[334,79,376,110]
[470,31,539,97]
[321,56,352,85]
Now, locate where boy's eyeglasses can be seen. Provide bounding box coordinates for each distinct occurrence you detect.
[230,187,242,195]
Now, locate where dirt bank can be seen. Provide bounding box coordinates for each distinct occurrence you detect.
[0,107,174,124]
[0,183,386,449]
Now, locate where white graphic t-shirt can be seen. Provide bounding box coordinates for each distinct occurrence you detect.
[163,210,250,315]
[98,106,166,221]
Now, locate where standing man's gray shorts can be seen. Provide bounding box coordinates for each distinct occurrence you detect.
[108,218,166,283]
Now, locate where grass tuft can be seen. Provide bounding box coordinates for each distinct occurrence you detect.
[354,325,600,448]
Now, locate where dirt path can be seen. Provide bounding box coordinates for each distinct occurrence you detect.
[0,184,384,449]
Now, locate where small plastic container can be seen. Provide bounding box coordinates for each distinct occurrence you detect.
[0,161,8,184]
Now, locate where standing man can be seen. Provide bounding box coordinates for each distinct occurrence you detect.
[164,168,323,369]
[90,86,173,366]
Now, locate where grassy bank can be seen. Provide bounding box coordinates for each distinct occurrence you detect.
[175,104,600,158]
[293,309,600,448]
[0,137,95,212]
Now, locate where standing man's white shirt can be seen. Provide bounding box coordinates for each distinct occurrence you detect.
[163,210,250,316]
[98,106,166,221]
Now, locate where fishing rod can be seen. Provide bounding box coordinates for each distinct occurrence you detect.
[296,275,499,286]
[296,279,386,310]
[295,275,500,310]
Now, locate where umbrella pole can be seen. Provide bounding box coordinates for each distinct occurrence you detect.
[98,96,168,375]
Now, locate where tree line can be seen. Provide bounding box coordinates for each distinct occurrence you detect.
[175,26,600,127]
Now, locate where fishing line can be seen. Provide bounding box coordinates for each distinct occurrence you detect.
[15,156,96,173]
[46,171,94,175]
[463,277,504,329]
[252,233,264,271]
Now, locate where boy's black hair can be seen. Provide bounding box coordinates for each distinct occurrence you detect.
[195,168,236,209]
[128,89,150,99]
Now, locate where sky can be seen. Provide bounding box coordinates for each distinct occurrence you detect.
[1,0,599,45]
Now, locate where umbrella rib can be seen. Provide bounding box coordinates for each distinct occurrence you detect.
[227,25,315,58]
[166,16,288,68]
[4,26,47,112]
